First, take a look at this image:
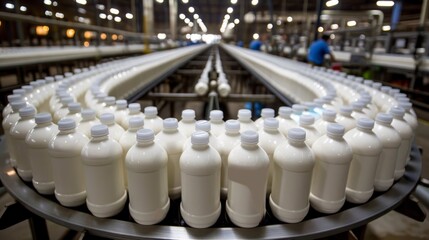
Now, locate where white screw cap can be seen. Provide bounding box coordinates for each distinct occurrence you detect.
[376,113,393,124]
[104,96,116,106]
[389,106,405,118]
[191,131,209,145]
[327,123,345,136]
[241,130,258,144]
[58,118,76,131]
[7,94,22,103]
[128,103,141,113]
[299,115,315,126]
[287,128,306,141]
[91,124,109,137]
[264,117,279,129]
[278,106,292,118]
[163,118,178,129]
[210,110,224,121]
[129,117,144,129]
[11,100,27,112]
[182,109,196,120]
[225,120,240,132]
[136,128,154,141]
[116,100,127,110]
[35,113,52,124]
[19,106,36,117]
[238,109,251,119]
[322,109,336,121]
[357,118,374,130]
[100,113,115,125]
[195,120,211,132]
[81,109,96,120]
[144,106,158,117]
[68,102,81,113]
[261,108,275,118]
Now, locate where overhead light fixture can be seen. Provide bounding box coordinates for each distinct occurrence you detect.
[125,13,133,19]
[224,14,230,20]
[99,13,107,19]
[5,3,14,9]
[112,34,118,41]
[78,8,86,14]
[253,33,259,39]
[96,4,105,10]
[318,26,324,32]
[20,6,27,12]
[114,16,121,22]
[107,15,113,20]
[228,23,235,29]
[234,18,240,24]
[179,13,186,20]
[276,19,282,25]
[231,0,238,4]
[267,23,273,30]
[331,24,339,29]
[52,1,58,6]
[156,0,164,3]
[110,8,119,15]
[45,10,53,16]
[182,0,189,3]
[227,7,233,14]
[66,29,75,38]
[184,18,190,24]
[76,0,87,5]
[326,0,339,7]
[100,33,107,40]
[251,0,259,6]
[36,26,49,36]
[44,0,52,6]
[330,34,335,39]
[55,12,64,19]
[157,33,167,40]
[84,31,92,39]
[197,18,202,23]
[376,1,394,7]
[347,20,357,27]
[188,22,194,27]
[382,25,391,31]
[193,14,199,19]
[287,16,293,22]
[188,7,195,13]
[84,41,90,47]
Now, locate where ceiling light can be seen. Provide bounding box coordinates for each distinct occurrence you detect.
[44,0,52,6]
[66,29,75,38]
[55,12,64,19]
[107,15,113,20]
[197,18,202,23]
[76,0,87,5]
[234,18,240,24]
[99,13,107,19]
[267,23,273,29]
[114,16,121,22]
[253,33,259,39]
[193,14,199,19]
[318,26,324,32]
[5,3,14,9]
[182,0,189,3]
[20,6,27,12]
[287,16,293,22]
[347,20,357,27]
[188,7,195,13]
[376,1,394,7]
[228,23,235,29]
[227,7,233,14]
[45,10,53,16]
[231,0,238,4]
[326,0,339,7]
[52,1,57,6]
[78,8,86,14]
[157,33,167,40]
[126,13,133,19]
[112,34,118,41]
[251,0,259,6]
[36,26,49,36]
[96,4,105,10]
[382,25,391,31]
[331,24,339,29]
[224,14,230,20]
[110,8,119,15]
[184,18,190,24]
[188,22,194,27]
[276,19,282,25]
[179,13,186,20]
[156,0,164,3]
[330,34,335,39]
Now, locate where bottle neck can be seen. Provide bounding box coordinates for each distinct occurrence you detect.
[182,118,194,123]
[37,122,52,128]
[288,139,306,146]
[226,131,240,136]
[128,127,141,132]
[192,144,209,150]
[241,142,258,149]
[21,116,35,120]
[327,133,344,140]
[356,127,372,133]
[163,128,178,133]
[137,140,154,146]
[264,127,278,133]
[211,119,223,124]
[279,114,292,120]
[59,129,76,134]
[91,135,109,142]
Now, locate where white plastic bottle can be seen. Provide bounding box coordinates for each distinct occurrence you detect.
[276,106,297,137]
[25,113,59,194]
[114,99,129,128]
[258,118,287,194]
[122,103,145,130]
[310,123,353,213]
[178,109,196,138]
[397,101,418,132]
[183,120,221,151]
[351,101,369,120]
[237,109,258,133]
[99,113,125,142]
[255,108,275,130]
[155,118,186,199]
[291,104,306,123]
[143,106,163,134]
[53,96,74,123]
[227,130,269,228]
[126,129,169,225]
[49,118,88,207]
[344,118,382,203]
[389,107,413,180]
[9,106,37,181]
[298,115,321,147]
[76,109,100,138]
[373,113,402,191]
[271,128,314,223]
[180,131,221,228]
[335,106,356,132]
[2,100,26,167]
[64,102,82,124]
[2,94,22,117]
[314,109,337,135]
[217,120,241,197]
[98,96,116,117]
[209,110,225,137]
[81,124,127,218]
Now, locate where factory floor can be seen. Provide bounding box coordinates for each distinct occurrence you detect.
[0,103,429,239]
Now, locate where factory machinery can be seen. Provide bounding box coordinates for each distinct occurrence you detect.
[0,44,425,239]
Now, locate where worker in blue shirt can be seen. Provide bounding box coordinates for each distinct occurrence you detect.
[307,34,335,66]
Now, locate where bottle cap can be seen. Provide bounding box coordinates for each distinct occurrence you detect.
[96,93,107,101]
[144,106,158,117]
[45,76,54,83]
[375,113,393,124]
[91,124,108,137]
[22,85,34,93]
[225,119,240,132]
[299,115,315,126]
[182,109,196,120]
[287,128,306,141]
[100,113,115,125]
[191,131,209,145]
[261,108,275,118]
[264,117,279,129]
[352,101,365,111]
[116,100,127,110]
[61,96,74,106]
[13,89,26,96]
[210,110,224,121]
[7,94,22,103]
[327,123,345,136]
[81,109,96,120]
[303,102,317,109]
[278,106,292,117]
[397,102,412,111]
[394,93,407,99]
[389,89,400,96]
[35,113,52,124]
[364,80,374,86]
[55,75,64,81]
[36,79,46,85]
[30,81,40,88]
[380,86,392,94]
[372,82,382,89]
[195,120,211,132]
[292,104,306,113]
[74,68,82,74]
[389,106,405,118]
[58,118,76,131]
[128,103,141,113]
[163,118,178,129]
[104,96,116,106]
[68,102,81,113]
[64,72,73,77]
[357,118,374,130]
[11,100,27,113]
[19,106,36,117]
[129,117,144,129]
[238,109,251,119]
[396,97,410,103]
[241,130,258,144]
[339,106,353,116]
[136,128,154,141]
[322,109,336,121]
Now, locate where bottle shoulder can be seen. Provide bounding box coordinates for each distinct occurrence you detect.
[273,142,315,171]
[312,136,353,164]
[26,126,59,148]
[126,143,168,172]
[180,146,221,175]
[344,129,382,155]
[81,139,123,165]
